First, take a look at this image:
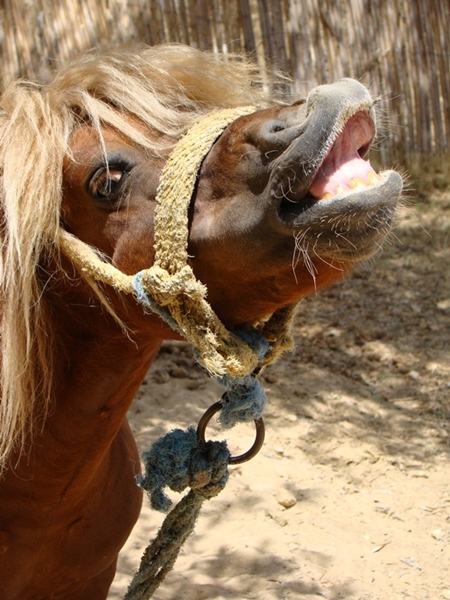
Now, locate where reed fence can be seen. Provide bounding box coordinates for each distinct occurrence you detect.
[0,0,448,165]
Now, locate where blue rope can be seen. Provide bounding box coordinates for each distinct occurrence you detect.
[137,427,230,512]
[232,326,270,361]
[217,374,267,428]
[126,428,231,598]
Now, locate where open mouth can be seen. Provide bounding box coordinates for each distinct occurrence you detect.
[276,110,398,223]
[271,104,403,260]
[307,111,377,200]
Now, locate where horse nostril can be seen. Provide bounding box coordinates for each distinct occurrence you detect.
[256,120,291,153]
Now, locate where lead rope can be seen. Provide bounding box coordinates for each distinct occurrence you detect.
[59,106,298,598]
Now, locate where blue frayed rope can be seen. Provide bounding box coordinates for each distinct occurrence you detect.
[137,427,230,513]
[217,374,267,428]
[124,429,231,600]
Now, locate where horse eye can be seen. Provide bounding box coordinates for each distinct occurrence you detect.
[89,167,130,201]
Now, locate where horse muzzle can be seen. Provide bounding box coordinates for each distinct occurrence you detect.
[252,78,403,260]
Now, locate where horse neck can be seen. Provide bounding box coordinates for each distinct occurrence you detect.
[32,274,166,479]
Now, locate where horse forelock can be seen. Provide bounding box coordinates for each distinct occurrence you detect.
[50,44,270,148]
[0,44,272,471]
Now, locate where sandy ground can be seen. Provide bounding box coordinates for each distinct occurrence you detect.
[108,187,450,600]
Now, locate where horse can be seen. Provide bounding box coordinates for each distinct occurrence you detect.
[0,44,403,599]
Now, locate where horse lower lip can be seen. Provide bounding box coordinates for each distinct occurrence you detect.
[277,170,402,227]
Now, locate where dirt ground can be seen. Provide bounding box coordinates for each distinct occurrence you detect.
[108,185,450,600]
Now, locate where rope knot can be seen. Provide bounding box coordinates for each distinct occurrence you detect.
[138,427,230,513]
[217,374,267,428]
[137,265,206,307]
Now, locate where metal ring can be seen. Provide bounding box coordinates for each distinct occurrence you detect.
[196,401,265,465]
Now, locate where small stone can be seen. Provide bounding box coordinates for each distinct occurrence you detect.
[278,492,297,509]
[408,370,421,381]
[432,529,444,541]
[437,299,450,311]
[411,470,429,478]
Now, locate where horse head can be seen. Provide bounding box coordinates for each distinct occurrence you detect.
[58,48,402,330]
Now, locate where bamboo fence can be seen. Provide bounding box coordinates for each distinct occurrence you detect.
[0,0,449,165]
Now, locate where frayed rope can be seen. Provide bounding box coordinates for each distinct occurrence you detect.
[123,429,230,600]
[124,328,269,600]
[217,375,267,428]
[216,328,269,428]
[133,271,184,338]
[137,427,230,513]
[126,274,271,600]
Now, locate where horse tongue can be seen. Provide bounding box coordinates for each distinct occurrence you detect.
[309,155,377,199]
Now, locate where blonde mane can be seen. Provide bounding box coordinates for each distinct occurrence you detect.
[0,45,272,471]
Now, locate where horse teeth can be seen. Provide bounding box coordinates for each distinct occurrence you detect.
[318,172,382,201]
[350,177,367,190]
[349,172,382,191]
[367,171,382,185]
